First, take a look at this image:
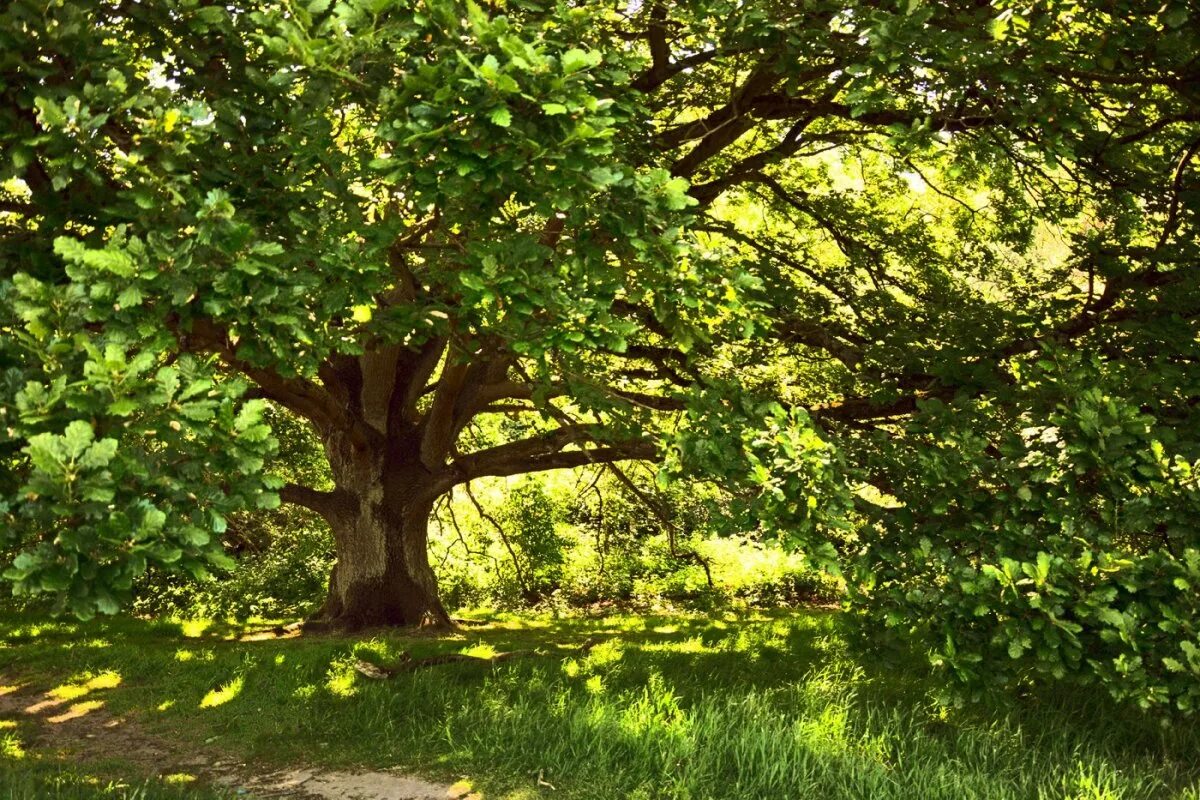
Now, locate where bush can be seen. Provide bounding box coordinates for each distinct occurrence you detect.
[853,356,1200,714]
[131,506,333,621]
[119,432,847,622]
[431,472,844,612]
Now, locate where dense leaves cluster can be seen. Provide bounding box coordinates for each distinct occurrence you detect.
[0,329,279,617]
[852,354,1200,712]
[663,393,853,572]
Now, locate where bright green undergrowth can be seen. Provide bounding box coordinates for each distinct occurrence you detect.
[0,610,1197,800]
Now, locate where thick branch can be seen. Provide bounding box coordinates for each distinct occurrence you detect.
[465,444,660,480]
[461,379,684,414]
[0,199,33,215]
[633,46,731,92]
[395,337,447,428]
[451,425,658,482]
[747,95,994,133]
[669,63,781,177]
[634,2,673,92]
[419,347,471,468]
[811,266,1191,423]
[810,390,949,423]
[172,316,341,430]
[280,483,354,524]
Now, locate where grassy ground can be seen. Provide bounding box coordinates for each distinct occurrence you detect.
[0,609,1197,799]
[0,715,230,800]
[0,686,233,800]
[0,764,230,800]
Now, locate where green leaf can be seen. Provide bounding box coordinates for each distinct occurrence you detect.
[460,271,488,291]
[11,146,33,169]
[208,551,236,572]
[107,398,139,416]
[63,420,95,460]
[1162,7,1188,27]
[234,400,269,433]
[488,107,512,128]
[153,545,183,564]
[257,491,281,510]
[182,526,211,547]
[24,433,65,475]
[141,507,168,533]
[561,48,601,74]
[34,96,67,127]
[79,438,118,469]
[660,177,696,210]
[588,166,623,186]
[479,54,501,80]
[116,285,144,308]
[53,237,137,277]
[94,591,120,616]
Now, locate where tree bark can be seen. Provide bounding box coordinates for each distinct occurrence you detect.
[308,427,454,631]
[269,342,660,630]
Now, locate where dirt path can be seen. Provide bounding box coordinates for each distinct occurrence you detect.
[0,680,477,800]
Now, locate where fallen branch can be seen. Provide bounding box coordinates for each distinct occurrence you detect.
[353,638,597,679]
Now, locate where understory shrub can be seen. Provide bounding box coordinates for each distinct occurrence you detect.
[852,356,1200,714]
[432,475,843,611]
[131,506,333,620]
[125,470,844,621]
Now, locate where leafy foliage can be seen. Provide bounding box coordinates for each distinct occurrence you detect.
[0,292,279,617]
[853,354,1200,712]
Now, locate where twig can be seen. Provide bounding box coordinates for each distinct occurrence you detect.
[604,464,714,589]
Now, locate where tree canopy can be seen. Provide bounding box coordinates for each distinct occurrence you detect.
[2,0,1198,710]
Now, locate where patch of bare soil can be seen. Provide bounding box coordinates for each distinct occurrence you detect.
[0,680,478,800]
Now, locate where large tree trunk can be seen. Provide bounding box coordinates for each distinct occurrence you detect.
[269,342,658,630]
[310,428,453,631]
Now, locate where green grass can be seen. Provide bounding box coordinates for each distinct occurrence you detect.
[0,697,230,799]
[0,724,230,800]
[1,609,1198,799]
[0,766,230,800]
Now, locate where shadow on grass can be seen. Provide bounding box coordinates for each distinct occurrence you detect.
[1,609,1197,800]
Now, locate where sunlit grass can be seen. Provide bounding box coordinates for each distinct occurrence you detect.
[324,657,359,698]
[178,620,212,639]
[50,672,122,702]
[47,700,105,724]
[1,729,27,759]
[0,759,233,799]
[460,642,499,659]
[198,677,243,709]
[1,609,1198,799]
